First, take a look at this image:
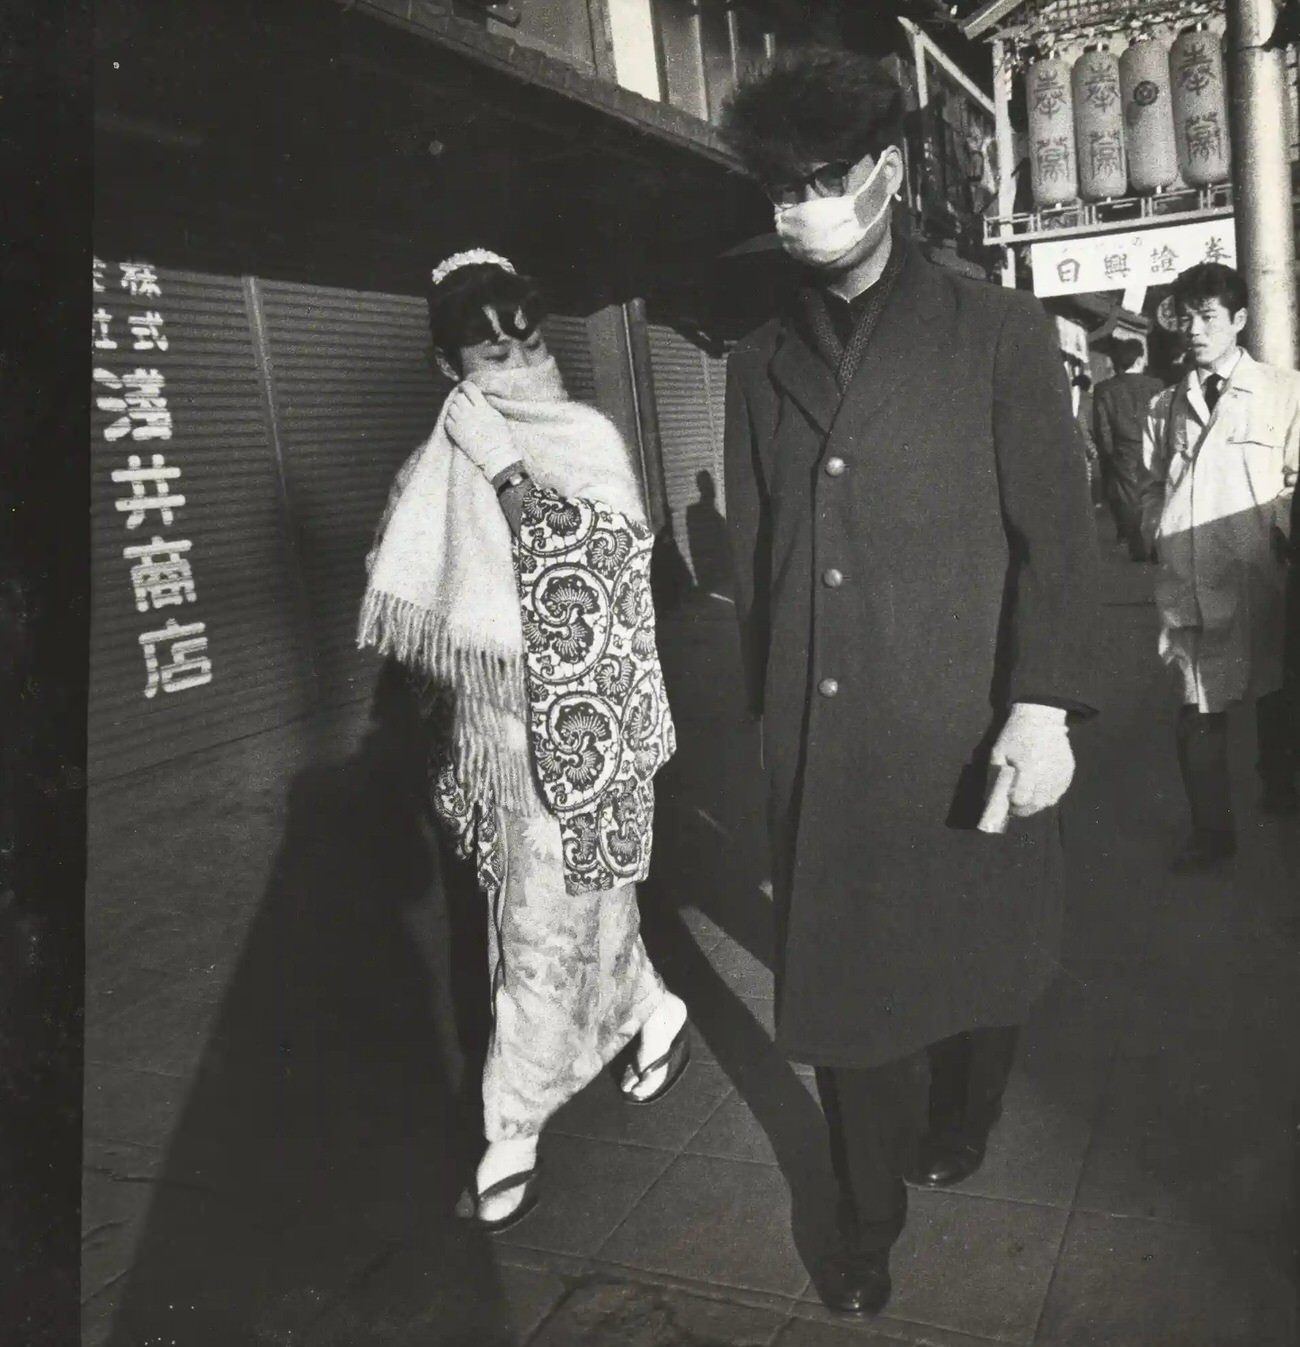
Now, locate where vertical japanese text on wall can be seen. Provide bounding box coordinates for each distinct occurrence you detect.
[92,258,214,701]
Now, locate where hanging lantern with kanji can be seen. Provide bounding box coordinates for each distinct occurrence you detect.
[1072,45,1127,200]
[1026,56,1079,207]
[1120,34,1179,192]
[1170,24,1231,186]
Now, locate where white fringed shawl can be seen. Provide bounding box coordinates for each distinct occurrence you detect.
[358,365,646,813]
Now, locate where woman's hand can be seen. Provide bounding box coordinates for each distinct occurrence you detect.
[445,383,518,481]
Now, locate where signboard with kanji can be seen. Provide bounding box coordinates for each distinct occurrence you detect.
[92,259,215,701]
[1030,219,1236,298]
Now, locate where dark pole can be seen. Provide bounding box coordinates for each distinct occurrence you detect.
[1228,0,1299,367]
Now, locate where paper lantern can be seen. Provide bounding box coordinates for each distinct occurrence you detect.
[1026,57,1079,207]
[1171,24,1231,187]
[1072,46,1127,200]
[1120,35,1179,192]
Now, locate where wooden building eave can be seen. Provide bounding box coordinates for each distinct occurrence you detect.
[337,0,741,171]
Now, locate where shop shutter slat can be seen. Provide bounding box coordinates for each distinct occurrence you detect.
[257,280,438,709]
[89,266,314,782]
[542,314,597,405]
[646,325,729,590]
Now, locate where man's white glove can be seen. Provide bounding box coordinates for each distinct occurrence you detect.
[444,383,518,481]
[989,702,1074,818]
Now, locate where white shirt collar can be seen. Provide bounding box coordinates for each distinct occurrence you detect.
[1196,346,1242,389]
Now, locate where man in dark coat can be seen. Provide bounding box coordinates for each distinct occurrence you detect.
[719,51,1099,1316]
[1092,337,1164,561]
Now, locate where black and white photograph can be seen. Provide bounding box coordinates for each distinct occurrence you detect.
[3,0,1300,1343]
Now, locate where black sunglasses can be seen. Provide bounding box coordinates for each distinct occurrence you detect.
[765,160,853,208]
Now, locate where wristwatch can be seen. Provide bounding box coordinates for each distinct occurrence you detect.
[495,468,530,497]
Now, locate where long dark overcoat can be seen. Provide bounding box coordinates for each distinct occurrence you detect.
[724,241,1099,1069]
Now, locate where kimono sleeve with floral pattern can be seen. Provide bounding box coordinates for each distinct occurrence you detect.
[514,487,676,896]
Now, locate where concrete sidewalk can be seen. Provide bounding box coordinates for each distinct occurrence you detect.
[82,535,1299,1346]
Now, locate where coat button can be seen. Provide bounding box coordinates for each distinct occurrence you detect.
[818,677,839,697]
[822,567,844,588]
[824,456,847,477]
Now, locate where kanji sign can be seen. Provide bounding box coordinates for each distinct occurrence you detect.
[1031,220,1237,298]
[92,259,216,700]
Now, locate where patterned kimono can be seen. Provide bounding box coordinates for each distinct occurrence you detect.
[432,486,676,1139]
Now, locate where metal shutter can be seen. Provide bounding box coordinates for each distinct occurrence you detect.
[646,324,728,587]
[542,314,598,405]
[255,281,438,709]
[89,264,313,782]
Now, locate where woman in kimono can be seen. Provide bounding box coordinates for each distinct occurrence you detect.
[360,251,688,1231]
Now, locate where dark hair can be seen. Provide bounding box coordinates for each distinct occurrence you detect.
[427,263,546,373]
[1073,373,1092,392]
[1171,262,1248,317]
[720,47,904,189]
[1111,337,1145,372]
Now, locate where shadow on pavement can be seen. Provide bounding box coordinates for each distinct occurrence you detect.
[105,666,507,1346]
[641,609,842,1287]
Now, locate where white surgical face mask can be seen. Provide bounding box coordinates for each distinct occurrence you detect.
[774,150,897,269]
[468,353,567,403]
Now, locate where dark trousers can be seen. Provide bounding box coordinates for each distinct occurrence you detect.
[1100,460,1151,561]
[815,1025,1020,1254]
[1177,690,1298,836]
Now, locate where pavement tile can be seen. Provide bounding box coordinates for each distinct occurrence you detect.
[1035,1210,1298,1347]
[686,1071,821,1167]
[529,1279,788,1346]
[81,1281,126,1347]
[550,1059,734,1152]
[677,905,731,953]
[85,964,177,1030]
[953,974,1125,1210]
[84,1062,191,1149]
[81,1140,166,1308]
[778,1312,1003,1346]
[949,1072,1093,1211]
[1074,1040,1296,1235]
[494,1134,676,1259]
[1076,911,1298,1237]
[306,1245,562,1347]
[93,1186,392,1347]
[84,985,224,1076]
[598,1152,812,1299]
[706,938,776,999]
[803,1190,1067,1346]
[498,1263,572,1342]
[693,995,777,1070]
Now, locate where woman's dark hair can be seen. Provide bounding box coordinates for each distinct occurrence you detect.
[720,47,904,190]
[427,263,546,373]
[1171,262,1249,317]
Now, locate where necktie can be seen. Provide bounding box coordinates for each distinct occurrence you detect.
[1204,372,1223,412]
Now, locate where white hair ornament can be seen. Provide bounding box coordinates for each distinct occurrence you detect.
[430,249,516,289]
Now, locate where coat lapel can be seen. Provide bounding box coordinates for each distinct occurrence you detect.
[826,243,945,444]
[768,320,842,435]
[766,240,943,441]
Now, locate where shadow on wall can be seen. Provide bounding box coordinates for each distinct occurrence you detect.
[651,469,734,615]
[104,665,507,1346]
[685,470,733,602]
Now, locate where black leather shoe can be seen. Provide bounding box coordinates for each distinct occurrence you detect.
[913,1137,986,1188]
[1171,831,1237,874]
[818,1248,891,1316]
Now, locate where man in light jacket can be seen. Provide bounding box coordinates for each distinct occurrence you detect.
[1143,262,1300,871]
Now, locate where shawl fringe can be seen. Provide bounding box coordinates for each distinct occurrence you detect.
[357,590,526,716]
